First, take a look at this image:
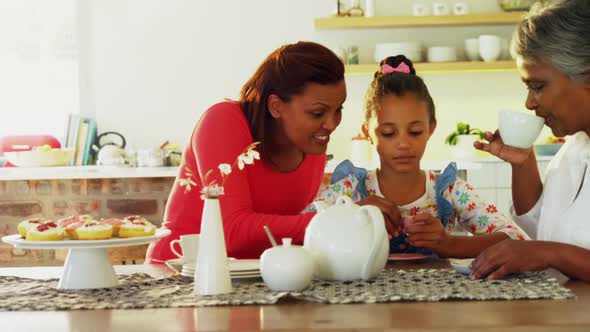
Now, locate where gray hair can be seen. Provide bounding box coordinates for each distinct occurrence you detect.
[511,0,590,81]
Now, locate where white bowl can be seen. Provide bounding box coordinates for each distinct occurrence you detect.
[427,46,457,62]
[479,35,502,62]
[374,42,423,63]
[498,111,544,149]
[4,149,75,167]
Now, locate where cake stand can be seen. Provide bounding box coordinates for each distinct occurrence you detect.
[2,228,171,290]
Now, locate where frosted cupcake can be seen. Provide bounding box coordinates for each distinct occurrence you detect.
[57,214,95,228]
[26,222,65,241]
[99,218,125,237]
[66,220,113,240]
[119,215,156,238]
[17,218,48,238]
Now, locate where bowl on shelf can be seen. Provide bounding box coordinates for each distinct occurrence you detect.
[374,42,423,63]
[497,0,541,12]
[4,149,75,167]
[534,143,564,156]
[427,46,457,62]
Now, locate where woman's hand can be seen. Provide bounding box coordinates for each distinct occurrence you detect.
[358,196,402,237]
[474,130,533,166]
[404,213,451,252]
[470,240,552,280]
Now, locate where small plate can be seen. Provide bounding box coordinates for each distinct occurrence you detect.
[388,253,429,262]
[229,259,260,272]
[450,258,474,275]
[180,270,261,279]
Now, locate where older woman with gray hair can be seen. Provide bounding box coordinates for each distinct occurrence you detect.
[471,0,590,281]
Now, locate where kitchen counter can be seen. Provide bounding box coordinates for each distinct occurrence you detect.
[0,165,179,181]
[0,156,555,181]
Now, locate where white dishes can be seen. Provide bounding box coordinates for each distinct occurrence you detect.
[4,148,75,167]
[1,228,171,289]
[166,258,261,279]
[450,258,474,275]
[427,46,457,62]
[374,42,423,63]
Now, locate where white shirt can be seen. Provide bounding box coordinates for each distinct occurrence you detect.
[513,132,590,249]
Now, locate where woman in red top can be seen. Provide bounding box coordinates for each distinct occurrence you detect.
[147,41,347,261]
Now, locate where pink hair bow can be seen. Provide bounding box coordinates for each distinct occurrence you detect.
[381,62,411,75]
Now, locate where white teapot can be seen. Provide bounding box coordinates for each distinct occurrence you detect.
[303,196,389,281]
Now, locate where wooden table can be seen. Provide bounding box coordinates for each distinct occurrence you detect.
[1,261,589,332]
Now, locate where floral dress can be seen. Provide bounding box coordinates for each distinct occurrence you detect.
[305,161,527,254]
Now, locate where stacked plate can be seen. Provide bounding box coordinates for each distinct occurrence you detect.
[167,258,261,279]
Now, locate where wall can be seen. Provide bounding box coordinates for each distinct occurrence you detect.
[80,0,550,161]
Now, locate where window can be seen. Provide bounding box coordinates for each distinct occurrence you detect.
[0,0,78,143]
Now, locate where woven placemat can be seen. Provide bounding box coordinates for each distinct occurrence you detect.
[0,268,574,311]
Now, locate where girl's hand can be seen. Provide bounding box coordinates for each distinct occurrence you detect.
[474,130,533,166]
[358,196,402,237]
[404,213,450,252]
[470,240,552,280]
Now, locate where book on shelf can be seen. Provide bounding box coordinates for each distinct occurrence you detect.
[65,114,97,166]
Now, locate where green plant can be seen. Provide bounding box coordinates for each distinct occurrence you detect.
[445,122,484,146]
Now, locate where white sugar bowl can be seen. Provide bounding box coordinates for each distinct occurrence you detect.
[260,238,315,292]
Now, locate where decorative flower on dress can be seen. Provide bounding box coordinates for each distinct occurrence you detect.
[178,142,260,199]
[486,204,498,214]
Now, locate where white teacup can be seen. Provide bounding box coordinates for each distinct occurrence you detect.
[170,234,200,266]
[498,111,545,149]
[479,35,502,62]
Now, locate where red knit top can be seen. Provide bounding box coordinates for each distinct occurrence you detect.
[147,101,324,261]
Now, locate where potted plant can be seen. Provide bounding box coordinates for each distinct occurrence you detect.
[445,122,484,160]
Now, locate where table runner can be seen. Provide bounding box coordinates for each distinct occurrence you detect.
[0,268,574,311]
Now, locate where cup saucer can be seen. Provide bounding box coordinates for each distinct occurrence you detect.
[450,258,474,275]
[388,253,429,262]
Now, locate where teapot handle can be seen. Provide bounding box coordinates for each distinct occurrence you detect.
[359,205,386,279]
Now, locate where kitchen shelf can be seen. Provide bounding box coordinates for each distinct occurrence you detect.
[315,12,524,29]
[345,60,517,75]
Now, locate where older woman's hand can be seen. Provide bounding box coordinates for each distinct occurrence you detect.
[358,196,402,237]
[474,130,534,166]
[470,239,552,280]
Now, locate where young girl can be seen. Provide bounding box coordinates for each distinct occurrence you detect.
[309,55,527,258]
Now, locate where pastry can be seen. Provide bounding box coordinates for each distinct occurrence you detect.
[57,214,94,228]
[17,218,47,238]
[119,216,156,238]
[66,220,113,240]
[26,222,65,241]
[99,218,125,237]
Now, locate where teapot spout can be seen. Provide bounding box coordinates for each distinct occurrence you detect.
[313,201,327,213]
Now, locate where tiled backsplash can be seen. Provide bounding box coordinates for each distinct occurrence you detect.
[0,177,175,267]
